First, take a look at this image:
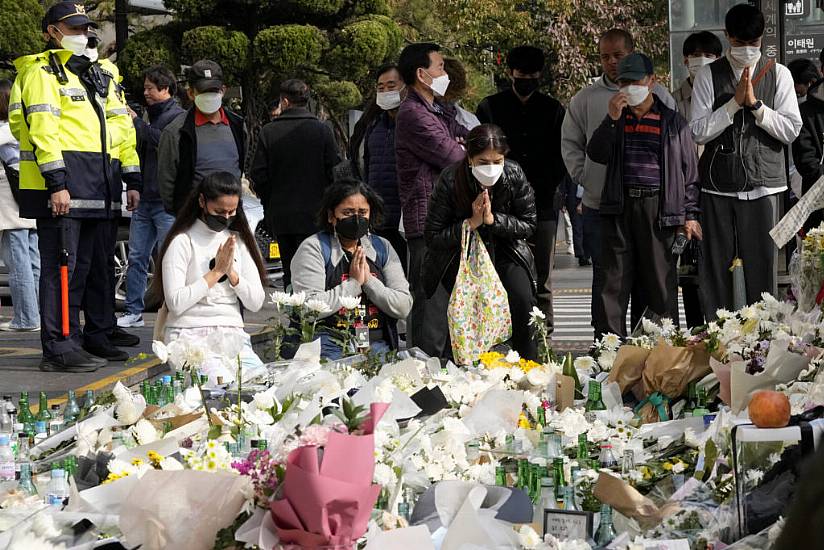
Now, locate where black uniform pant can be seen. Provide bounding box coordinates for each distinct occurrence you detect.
[700,192,778,319]
[496,258,538,361]
[597,193,678,338]
[37,217,115,358]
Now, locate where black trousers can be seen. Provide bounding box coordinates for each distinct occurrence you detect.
[496,258,538,361]
[700,192,778,319]
[408,236,450,358]
[598,194,678,338]
[277,233,312,290]
[530,218,557,334]
[374,226,407,274]
[37,217,115,358]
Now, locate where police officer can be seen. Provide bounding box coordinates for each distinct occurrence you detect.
[9,2,141,372]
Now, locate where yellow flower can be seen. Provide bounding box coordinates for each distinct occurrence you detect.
[518,359,541,372]
[103,472,126,484]
[662,462,673,471]
[640,466,653,480]
[147,450,163,464]
[479,351,505,369]
[131,458,144,467]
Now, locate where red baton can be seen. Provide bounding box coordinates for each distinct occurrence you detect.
[59,221,69,337]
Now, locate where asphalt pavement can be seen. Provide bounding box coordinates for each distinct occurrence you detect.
[0,248,596,400]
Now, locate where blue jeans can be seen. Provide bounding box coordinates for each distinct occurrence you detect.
[1,228,40,328]
[319,332,391,360]
[125,200,174,315]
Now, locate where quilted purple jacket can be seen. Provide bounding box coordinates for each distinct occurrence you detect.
[395,88,468,238]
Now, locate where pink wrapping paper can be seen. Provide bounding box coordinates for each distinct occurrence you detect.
[271,403,389,549]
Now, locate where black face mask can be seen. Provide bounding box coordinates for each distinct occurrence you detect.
[513,77,540,98]
[335,215,370,241]
[203,213,235,232]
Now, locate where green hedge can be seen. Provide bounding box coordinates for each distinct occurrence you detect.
[118,27,180,94]
[254,24,326,76]
[181,26,249,85]
[0,0,44,61]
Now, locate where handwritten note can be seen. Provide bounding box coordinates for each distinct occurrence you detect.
[543,509,591,539]
[770,175,824,247]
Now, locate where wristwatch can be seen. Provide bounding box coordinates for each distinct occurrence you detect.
[747,100,764,111]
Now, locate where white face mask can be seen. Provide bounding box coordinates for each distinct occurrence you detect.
[422,70,450,97]
[84,47,99,63]
[376,89,403,110]
[59,33,89,56]
[194,92,223,115]
[730,46,761,67]
[687,56,714,79]
[621,85,650,107]
[472,163,504,188]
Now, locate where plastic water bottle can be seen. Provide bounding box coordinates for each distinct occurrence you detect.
[45,468,69,507]
[0,405,11,436]
[0,435,14,482]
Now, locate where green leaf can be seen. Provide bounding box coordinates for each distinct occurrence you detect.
[207,425,222,440]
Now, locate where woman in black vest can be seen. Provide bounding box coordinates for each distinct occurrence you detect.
[291,179,412,359]
[424,123,539,360]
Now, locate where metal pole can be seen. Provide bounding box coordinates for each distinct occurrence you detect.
[115,0,129,53]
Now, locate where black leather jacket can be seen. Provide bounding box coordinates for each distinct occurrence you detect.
[423,159,538,298]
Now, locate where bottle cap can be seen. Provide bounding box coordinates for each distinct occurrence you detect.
[8,408,17,415]
[600,443,612,449]
[163,375,172,384]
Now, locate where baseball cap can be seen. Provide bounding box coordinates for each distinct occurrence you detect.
[42,2,97,32]
[618,53,654,81]
[186,60,224,93]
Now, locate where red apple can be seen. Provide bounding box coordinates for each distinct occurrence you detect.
[748,390,791,429]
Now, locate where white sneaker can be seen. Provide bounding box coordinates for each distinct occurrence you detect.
[0,321,39,332]
[567,245,575,255]
[117,313,144,328]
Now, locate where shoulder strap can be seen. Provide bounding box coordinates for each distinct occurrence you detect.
[752,58,776,87]
[317,232,333,271]
[370,234,388,268]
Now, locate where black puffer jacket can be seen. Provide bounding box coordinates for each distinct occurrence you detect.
[423,159,538,298]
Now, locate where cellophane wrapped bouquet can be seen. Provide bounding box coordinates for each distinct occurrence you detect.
[790,224,824,312]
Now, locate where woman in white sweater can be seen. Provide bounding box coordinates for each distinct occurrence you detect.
[153,171,267,385]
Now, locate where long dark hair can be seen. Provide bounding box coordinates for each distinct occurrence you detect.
[454,123,510,211]
[148,172,267,307]
[316,177,385,233]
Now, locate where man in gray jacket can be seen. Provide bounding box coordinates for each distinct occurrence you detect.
[561,28,675,337]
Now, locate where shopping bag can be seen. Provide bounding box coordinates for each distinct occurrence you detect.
[447,221,512,365]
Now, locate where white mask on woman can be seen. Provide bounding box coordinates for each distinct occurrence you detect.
[472,163,504,188]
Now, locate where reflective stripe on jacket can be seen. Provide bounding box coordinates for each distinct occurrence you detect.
[10,49,140,219]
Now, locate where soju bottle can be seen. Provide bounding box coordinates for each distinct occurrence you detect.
[536,405,547,430]
[517,459,529,490]
[562,353,583,399]
[563,484,579,511]
[63,391,80,426]
[18,463,37,496]
[683,381,698,417]
[595,504,617,545]
[692,387,710,417]
[35,392,51,436]
[552,457,566,504]
[495,465,507,487]
[576,432,589,468]
[17,393,34,430]
[584,380,607,422]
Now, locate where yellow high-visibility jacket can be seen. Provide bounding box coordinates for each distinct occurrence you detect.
[9,49,141,219]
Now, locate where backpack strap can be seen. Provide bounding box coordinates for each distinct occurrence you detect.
[317,232,333,272]
[369,234,389,268]
[751,59,776,87]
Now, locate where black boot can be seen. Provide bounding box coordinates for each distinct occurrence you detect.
[84,343,129,361]
[108,327,140,347]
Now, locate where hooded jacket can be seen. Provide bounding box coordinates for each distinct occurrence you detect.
[133,98,185,202]
[561,74,675,210]
[423,159,537,298]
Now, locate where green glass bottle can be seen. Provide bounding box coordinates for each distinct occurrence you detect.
[584,381,607,422]
[562,353,583,399]
[576,432,589,468]
[495,465,507,487]
[692,387,710,417]
[18,463,37,496]
[683,381,698,417]
[534,465,548,504]
[36,392,52,435]
[517,459,529,490]
[17,393,34,429]
[595,504,617,545]
[63,390,80,426]
[552,457,566,503]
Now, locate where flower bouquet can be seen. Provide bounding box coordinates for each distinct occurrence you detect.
[789,224,824,312]
[269,401,389,549]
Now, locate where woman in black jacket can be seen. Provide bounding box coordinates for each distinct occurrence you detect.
[424,123,538,360]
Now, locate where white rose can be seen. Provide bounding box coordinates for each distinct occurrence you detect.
[526,367,551,387]
[517,525,542,549]
[253,391,277,411]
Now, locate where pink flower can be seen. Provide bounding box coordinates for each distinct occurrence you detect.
[299,424,332,447]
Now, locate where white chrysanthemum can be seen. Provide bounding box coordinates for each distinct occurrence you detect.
[597,349,617,371]
[517,525,543,549]
[286,291,306,307]
[574,356,597,371]
[270,291,291,306]
[116,399,141,426]
[305,299,329,313]
[373,462,397,487]
[526,366,551,387]
[600,333,621,351]
[641,318,661,336]
[131,419,159,445]
[528,306,546,326]
[504,350,521,364]
[338,295,362,310]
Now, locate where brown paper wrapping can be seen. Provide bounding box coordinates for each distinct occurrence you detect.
[607,345,652,394]
[593,471,662,530]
